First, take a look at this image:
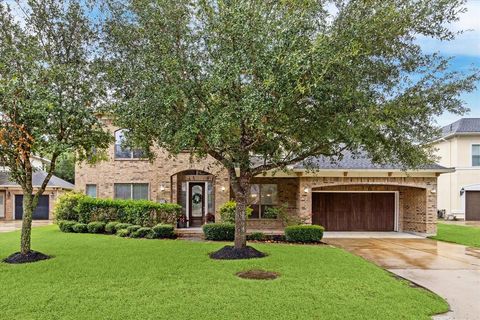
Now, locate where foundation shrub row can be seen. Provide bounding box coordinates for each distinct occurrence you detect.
[58,220,175,239]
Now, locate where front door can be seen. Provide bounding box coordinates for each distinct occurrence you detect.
[189,183,205,227]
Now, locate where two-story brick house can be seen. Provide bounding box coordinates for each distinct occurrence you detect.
[435,118,480,220]
[75,119,451,235]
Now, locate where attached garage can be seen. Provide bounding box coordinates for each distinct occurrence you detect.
[14,195,50,220]
[465,191,480,221]
[312,192,396,231]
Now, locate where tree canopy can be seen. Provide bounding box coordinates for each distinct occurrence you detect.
[103,0,478,249]
[0,0,111,256]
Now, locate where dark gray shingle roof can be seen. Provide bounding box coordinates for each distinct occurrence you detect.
[441,118,480,138]
[292,150,446,170]
[0,171,74,189]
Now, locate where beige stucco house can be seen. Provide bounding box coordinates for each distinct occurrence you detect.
[435,118,480,220]
[75,119,451,235]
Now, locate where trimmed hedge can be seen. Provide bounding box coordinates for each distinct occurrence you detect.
[284,225,324,243]
[152,224,175,239]
[53,192,87,222]
[127,225,142,234]
[72,223,88,233]
[115,223,132,231]
[131,227,153,238]
[247,232,265,241]
[87,221,106,234]
[54,192,182,227]
[219,201,252,224]
[58,220,77,233]
[202,223,235,241]
[76,197,182,226]
[105,221,120,234]
[116,229,130,237]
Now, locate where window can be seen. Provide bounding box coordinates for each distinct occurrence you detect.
[249,184,278,219]
[86,184,97,198]
[114,183,149,200]
[0,193,4,218]
[114,129,146,159]
[473,145,480,166]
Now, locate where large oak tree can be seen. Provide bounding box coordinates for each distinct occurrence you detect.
[0,0,111,260]
[103,0,478,250]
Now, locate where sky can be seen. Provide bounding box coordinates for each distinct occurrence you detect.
[418,0,480,126]
[5,0,480,128]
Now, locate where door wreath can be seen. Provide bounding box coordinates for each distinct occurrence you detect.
[192,193,202,204]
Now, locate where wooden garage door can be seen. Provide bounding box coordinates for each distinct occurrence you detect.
[465,191,480,221]
[312,192,395,231]
[15,195,50,220]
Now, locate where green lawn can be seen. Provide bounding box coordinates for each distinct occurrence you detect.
[0,226,447,320]
[430,223,480,248]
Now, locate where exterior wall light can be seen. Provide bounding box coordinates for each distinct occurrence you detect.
[160,185,165,191]
[304,187,309,193]
[460,188,465,196]
[221,186,226,192]
[430,189,436,194]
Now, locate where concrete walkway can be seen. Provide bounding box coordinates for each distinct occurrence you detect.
[0,220,53,233]
[326,238,480,320]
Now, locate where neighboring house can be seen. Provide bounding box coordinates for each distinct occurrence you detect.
[76,119,450,236]
[435,118,480,221]
[0,157,74,221]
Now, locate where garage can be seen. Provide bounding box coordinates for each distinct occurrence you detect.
[14,195,50,220]
[465,191,480,221]
[312,192,396,231]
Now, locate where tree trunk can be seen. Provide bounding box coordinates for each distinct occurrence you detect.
[20,193,35,255]
[230,171,251,249]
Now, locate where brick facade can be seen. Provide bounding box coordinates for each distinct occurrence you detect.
[75,120,440,235]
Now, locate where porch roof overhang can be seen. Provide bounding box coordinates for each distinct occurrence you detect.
[245,167,454,178]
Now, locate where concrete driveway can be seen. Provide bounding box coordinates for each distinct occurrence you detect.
[0,220,52,233]
[326,238,480,320]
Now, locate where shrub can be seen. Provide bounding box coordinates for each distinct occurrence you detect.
[75,197,182,226]
[203,223,235,241]
[53,192,87,222]
[105,221,120,234]
[284,225,324,243]
[152,224,175,239]
[87,221,106,234]
[58,220,77,233]
[116,229,130,237]
[219,201,252,224]
[127,225,141,234]
[72,223,88,233]
[131,227,153,238]
[247,232,265,241]
[115,223,132,231]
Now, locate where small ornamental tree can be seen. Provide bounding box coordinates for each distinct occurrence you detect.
[103,0,478,253]
[0,1,111,261]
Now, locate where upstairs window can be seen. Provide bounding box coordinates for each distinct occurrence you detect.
[114,129,146,159]
[114,183,149,200]
[473,145,480,166]
[249,184,278,219]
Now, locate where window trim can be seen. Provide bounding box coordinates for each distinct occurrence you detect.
[249,183,278,219]
[0,192,5,218]
[85,184,98,198]
[472,144,480,167]
[113,183,150,200]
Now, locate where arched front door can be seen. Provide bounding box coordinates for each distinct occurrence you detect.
[189,183,205,227]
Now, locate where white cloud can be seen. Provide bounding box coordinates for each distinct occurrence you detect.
[417,0,480,56]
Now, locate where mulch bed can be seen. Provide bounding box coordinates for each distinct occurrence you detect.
[236,269,279,280]
[3,251,51,264]
[209,245,267,260]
